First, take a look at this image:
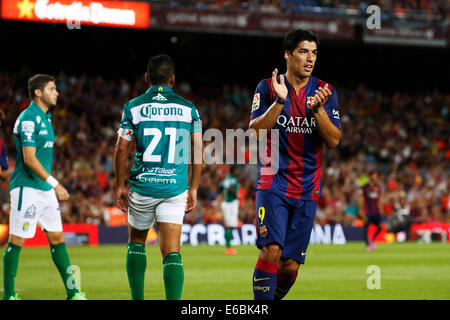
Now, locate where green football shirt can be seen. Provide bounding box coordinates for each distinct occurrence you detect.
[219,175,239,202]
[10,101,55,191]
[119,85,202,198]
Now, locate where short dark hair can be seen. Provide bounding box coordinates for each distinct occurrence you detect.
[283,29,319,54]
[147,54,175,85]
[28,74,55,99]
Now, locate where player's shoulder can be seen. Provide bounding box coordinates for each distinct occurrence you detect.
[17,106,38,122]
[256,78,272,92]
[310,75,336,92]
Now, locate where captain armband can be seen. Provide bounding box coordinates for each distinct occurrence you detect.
[117,128,134,141]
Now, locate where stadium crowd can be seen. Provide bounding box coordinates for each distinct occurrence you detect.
[156,0,449,22]
[0,71,448,234]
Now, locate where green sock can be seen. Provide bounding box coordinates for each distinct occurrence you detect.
[2,242,21,300]
[163,252,184,300]
[126,242,147,300]
[50,242,79,299]
[225,229,233,248]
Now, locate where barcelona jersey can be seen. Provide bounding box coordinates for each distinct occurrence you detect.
[362,183,381,216]
[250,74,340,201]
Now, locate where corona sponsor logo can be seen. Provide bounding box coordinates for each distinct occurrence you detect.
[140,104,184,118]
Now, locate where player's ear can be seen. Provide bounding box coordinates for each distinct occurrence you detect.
[34,88,42,99]
[169,74,175,86]
[284,51,291,63]
[144,73,150,84]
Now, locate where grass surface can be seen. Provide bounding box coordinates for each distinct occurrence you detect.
[1,242,449,300]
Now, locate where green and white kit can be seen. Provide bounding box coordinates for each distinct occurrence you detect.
[219,175,239,228]
[118,85,202,228]
[9,101,61,238]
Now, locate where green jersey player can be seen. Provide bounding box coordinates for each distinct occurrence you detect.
[2,74,86,300]
[114,55,203,300]
[218,166,240,255]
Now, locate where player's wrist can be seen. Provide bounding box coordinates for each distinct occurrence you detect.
[275,96,286,105]
[46,175,59,188]
[115,182,126,190]
[312,104,324,113]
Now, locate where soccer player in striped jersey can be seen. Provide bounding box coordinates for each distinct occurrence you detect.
[249,29,342,300]
[114,55,203,300]
[359,170,384,251]
[0,109,8,181]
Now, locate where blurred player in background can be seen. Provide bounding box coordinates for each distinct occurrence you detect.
[0,109,9,181]
[219,165,240,255]
[114,54,203,300]
[249,29,341,300]
[359,170,384,251]
[2,74,86,300]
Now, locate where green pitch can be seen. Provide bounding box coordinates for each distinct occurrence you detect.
[1,242,449,300]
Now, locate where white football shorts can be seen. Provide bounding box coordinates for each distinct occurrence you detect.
[128,190,188,230]
[221,199,239,228]
[9,186,62,238]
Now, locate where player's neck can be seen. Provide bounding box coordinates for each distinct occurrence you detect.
[150,81,173,89]
[33,99,49,114]
[285,71,309,92]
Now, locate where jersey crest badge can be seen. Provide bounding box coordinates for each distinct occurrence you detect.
[306,96,314,109]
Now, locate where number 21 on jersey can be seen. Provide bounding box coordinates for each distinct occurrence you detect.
[143,127,177,163]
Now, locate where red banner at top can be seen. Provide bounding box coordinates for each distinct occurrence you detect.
[1,0,150,29]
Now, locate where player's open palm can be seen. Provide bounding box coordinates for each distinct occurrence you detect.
[311,84,332,111]
[271,68,288,101]
[55,184,70,201]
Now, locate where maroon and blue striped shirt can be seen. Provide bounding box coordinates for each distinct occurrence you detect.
[250,74,340,201]
[362,183,382,216]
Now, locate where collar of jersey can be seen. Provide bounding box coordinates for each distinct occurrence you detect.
[283,74,312,91]
[29,101,51,118]
[146,85,173,94]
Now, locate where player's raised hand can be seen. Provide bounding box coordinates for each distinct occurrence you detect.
[185,188,197,213]
[115,184,129,213]
[55,184,70,201]
[271,68,288,101]
[311,84,332,112]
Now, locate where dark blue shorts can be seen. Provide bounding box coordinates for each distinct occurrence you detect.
[367,213,382,225]
[255,190,317,264]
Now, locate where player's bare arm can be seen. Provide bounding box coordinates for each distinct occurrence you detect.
[186,131,203,212]
[114,136,131,212]
[0,170,8,180]
[22,146,69,200]
[358,194,366,219]
[249,68,286,136]
[310,85,341,149]
[378,193,384,215]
